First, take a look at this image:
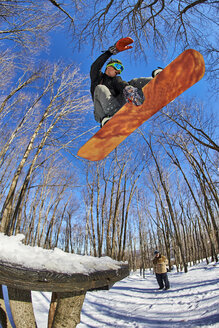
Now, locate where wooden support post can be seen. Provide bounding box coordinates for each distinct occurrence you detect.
[49,291,86,328]
[48,292,58,328]
[7,287,37,328]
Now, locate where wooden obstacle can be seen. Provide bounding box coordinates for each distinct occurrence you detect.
[0,259,129,327]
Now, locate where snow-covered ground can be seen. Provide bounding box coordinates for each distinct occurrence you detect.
[1,234,219,327]
[32,261,219,328]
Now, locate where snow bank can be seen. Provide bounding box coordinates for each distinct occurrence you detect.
[0,233,124,274]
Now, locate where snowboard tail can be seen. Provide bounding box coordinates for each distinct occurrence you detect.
[78,49,205,161]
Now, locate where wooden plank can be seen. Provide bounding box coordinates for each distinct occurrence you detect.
[0,261,129,292]
[0,260,129,328]
[0,253,129,328]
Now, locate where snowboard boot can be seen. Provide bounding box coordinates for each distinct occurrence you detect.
[152,67,163,77]
[101,116,112,127]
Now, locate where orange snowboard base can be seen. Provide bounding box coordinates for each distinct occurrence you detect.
[78,49,205,161]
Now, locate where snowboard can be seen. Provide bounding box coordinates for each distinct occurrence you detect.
[77,49,205,161]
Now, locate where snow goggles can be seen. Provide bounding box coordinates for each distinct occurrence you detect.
[106,62,124,73]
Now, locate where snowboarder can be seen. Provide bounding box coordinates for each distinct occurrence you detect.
[79,49,205,161]
[90,37,162,127]
[153,250,170,290]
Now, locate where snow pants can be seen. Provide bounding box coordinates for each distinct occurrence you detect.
[93,77,152,123]
[156,273,170,289]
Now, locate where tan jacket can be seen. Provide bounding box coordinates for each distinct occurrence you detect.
[153,255,168,274]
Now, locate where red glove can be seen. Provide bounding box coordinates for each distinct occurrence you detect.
[109,37,134,55]
[115,37,134,52]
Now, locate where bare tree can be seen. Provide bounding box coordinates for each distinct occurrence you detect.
[75,0,218,82]
[0,63,90,234]
[0,0,62,53]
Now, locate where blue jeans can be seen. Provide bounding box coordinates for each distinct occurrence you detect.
[156,273,170,289]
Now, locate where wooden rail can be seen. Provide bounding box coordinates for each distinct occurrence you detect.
[0,260,129,328]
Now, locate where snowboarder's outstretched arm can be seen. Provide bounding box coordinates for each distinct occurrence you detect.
[90,37,134,80]
[90,50,112,82]
[90,37,134,99]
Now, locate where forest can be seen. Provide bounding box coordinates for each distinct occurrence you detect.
[0,0,218,274]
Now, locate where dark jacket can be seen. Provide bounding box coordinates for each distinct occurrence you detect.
[90,50,128,100]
